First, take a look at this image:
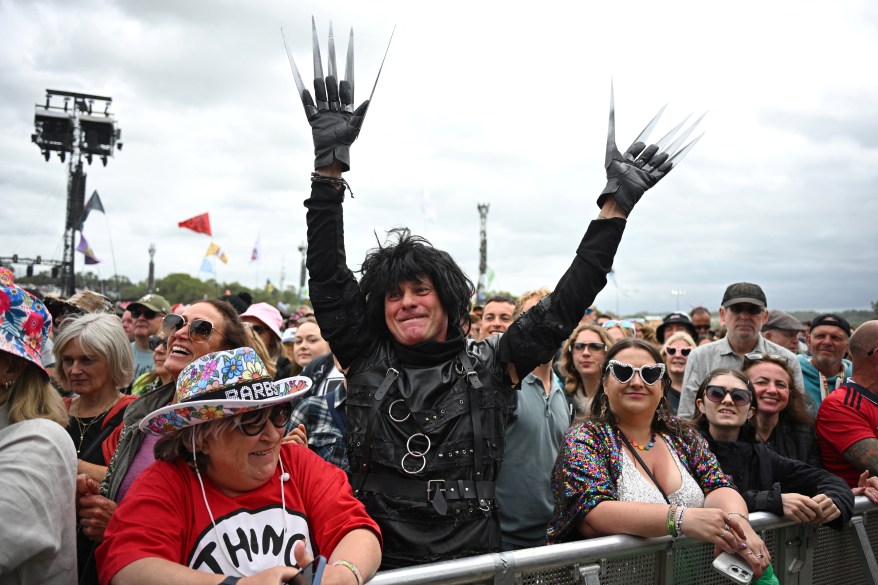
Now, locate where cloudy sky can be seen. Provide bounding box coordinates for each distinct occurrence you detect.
[2,0,876,315]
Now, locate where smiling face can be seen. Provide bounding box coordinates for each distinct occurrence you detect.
[384,277,448,346]
[60,339,114,396]
[164,303,230,379]
[572,329,607,381]
[697,373,754,435]
[603,347,665,423]
[747,361,791,415]
[663,338,693,378]
[292,321,330,367]
[153,336,169,379]
[808,325,849,373]
[202,413,284,497]
[479,300,515,340]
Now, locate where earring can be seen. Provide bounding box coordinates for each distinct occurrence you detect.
[0,379,14,390]
[655,396,669,422]
[599,393,609,418]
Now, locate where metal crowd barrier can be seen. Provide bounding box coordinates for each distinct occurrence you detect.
[371,496,878,585]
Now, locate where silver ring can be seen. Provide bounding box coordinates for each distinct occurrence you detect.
[401,452,426,475]
[406,433,431,457]
[388,399,410,423]
[719,529,727,539]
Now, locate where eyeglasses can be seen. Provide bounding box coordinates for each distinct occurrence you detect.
[606,360,665,385]
[704,385,752,406]
[130,307,158,320]
[693,324,711,332]
[603,320,636,330]
[742,351,787,370]
[249,324,267,336]
[148,336,167,351]
[727,304,763,316]
[238,403,293,436]
[665,347,691,357]
[570,341,607,353]
[161,314,226,343]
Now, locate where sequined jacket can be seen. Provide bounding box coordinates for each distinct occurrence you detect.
[548,421,732,543]
[305,181,625,568]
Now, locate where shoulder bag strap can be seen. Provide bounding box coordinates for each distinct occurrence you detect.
[618,431,671,505]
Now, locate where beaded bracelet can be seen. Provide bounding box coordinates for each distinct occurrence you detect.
[333,560,363,585]
[666,504,678,537]
[311,172,355,197]
[676,506,686,536]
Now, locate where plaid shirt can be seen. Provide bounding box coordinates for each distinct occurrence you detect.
[290,387,349,472]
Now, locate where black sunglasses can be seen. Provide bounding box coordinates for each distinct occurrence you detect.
[693,324,711,331]
[249,324,267,336]
[705,385,752,406]
[238,403,293,436]
[606,360,665,385]
[161,314,226,343]
[148,336,167,351]
[130,307,158,320]
[570,341,607,353]
[728,304,763,316]
[665,347,691,357]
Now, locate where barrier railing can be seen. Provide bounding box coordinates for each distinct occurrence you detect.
[371,496,878,585]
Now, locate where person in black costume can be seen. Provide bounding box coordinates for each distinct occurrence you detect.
[287,21,702,568]
[695,368,852,528]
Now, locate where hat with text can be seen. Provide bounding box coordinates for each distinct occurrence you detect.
[809,313,851,337]
[721,282,767,310]
[139,347,311,434]
[763,310,806,332]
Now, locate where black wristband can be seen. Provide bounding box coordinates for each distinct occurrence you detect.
[219,577,241,585]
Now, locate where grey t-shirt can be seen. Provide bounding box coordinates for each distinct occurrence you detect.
[131,341,155,383]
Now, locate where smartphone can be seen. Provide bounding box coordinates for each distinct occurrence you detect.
[284,555,327,585]
[712,551,753,584]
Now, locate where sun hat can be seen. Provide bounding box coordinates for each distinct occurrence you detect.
[0,268,52,376]
[656,312,698,343]
[240,302,284,341]
[139,347,312,434]
[281,327,297,344]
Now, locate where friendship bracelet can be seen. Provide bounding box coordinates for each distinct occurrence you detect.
[666,504,678,537]
[728,511,749,523]
[333,560,363,585]
[676,506,686,536]
[311,172,355,198]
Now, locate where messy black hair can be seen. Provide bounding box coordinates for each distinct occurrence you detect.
[359,228,474,341]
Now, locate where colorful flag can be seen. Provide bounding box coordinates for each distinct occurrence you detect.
[205,242,228,264]
[75,190,106,230]
[251,233,261,263]
[76,233,100,264]
[199,257,215,275]
[178,213,212,236]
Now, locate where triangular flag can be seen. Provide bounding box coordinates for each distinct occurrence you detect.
[205,242,228,264]
[76,233,101,264]
[178,213,212,236]
[251,234,261,263]
[199,257,215,275]
[75,190,106,230]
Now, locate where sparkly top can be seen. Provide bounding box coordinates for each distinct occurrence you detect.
[618,443,705,507]
[548,420,731,543]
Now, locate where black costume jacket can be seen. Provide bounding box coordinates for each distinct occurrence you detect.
[305,182,624,568]
[699,422,852,530]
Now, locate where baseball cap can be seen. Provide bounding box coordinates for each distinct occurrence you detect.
[721,283,766,310]
[809,314,851,337]
[128,293,171,315]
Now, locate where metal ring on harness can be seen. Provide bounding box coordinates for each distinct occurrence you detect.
[406,433,431,457]
[388,399,410,423]
[401,452,427,475]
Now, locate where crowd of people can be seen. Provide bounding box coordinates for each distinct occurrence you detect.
[4,33,878,585]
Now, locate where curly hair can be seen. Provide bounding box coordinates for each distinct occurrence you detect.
[742,355,814,427]
[590,338,690,437]
[559,323,613,396]
[358,228,474,341]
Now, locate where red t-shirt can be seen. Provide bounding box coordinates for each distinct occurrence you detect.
[97,443,380,584]
[816,382,878,488]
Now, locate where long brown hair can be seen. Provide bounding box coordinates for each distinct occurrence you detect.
[559,323,613,396]
[742,355,814,427]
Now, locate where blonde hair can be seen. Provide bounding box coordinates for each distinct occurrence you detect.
[244,329,277,378]
[514,287,552,318]
[559,323,613,396]
[54,313,134,390]
[1,361,67,426]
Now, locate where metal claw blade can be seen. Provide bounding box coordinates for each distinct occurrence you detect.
[605,81,621,168]
[667,132,704,168]
[628,104,667,152]
[311,16,325,80]
[654,114,691,152]
[327,22,338,79]
[281,28,306,99]
[344,28,355,101]
[368,25,396,102]
[663,112,706,158]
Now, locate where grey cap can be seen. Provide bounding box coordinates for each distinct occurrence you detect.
[762,310,805,332]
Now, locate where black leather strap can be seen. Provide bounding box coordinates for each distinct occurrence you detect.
[352,366,399,493]
[219,577,242,585]
[356,473,495,501]
[457,350,488,507]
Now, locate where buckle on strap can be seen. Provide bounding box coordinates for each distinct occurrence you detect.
[466,370,483,389]
[427,479,448,515]
[427,479,446,500]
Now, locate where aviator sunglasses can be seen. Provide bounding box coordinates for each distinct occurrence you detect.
[665,347,691,357]
[148,335,167,351]
[704,385,753,406]
[606,360,665,385]
[570,342,607,353]
[161,314,226,343]
[238,403,293,436]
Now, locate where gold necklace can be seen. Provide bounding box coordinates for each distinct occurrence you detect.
[70,394,121,455]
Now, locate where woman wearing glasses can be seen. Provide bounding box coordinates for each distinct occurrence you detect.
[559,323,612,422]
[96,348,382,584]
[661,332,697,415]
[130,334,174,397]
[76,300,250,568]
[549,339,771,579]
[742,353,821,467]
[694,368,851,530]
[602,319,636,344]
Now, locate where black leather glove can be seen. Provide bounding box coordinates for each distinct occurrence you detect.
[597,86,703,215]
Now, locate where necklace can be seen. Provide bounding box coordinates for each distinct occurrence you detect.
[70,394,121,455]
[628,432,657,451]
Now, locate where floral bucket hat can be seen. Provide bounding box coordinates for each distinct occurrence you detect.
[0,268,52,376]
[139,347,312,435]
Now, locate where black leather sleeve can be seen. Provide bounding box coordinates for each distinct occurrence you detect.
[304,182,372,370]
[499,217,625,380]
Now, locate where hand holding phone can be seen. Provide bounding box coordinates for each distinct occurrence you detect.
[712,552,753,584]
[284,555,327,585]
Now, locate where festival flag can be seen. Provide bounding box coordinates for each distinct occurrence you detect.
[421,191,437,224]
[199,257,215,275]
[178,213,212,236]
[75,190,106,230]
[251,233,261,263]
[76,233,101,264]
[486,266,496,289]
[266,279,277,296]
[205,242,228,264]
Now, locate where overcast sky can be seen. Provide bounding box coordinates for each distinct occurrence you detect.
[2,0,876,315]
